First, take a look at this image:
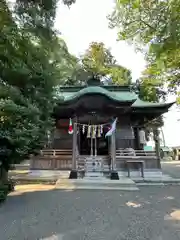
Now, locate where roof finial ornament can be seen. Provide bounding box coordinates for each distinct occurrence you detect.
[87,74,101,86]
[131,79,140,94]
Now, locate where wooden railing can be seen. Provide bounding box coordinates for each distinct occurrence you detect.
[116,149,156,157]
[115,149,158,169]
[31,148,158,171]
[31,149,112,171]
[31,149,72,170]
[40,149,72,156]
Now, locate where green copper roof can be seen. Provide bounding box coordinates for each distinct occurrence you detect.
[132,98,173,108]
[161,146,172,152]
[58,85,174,108]
[59,86,137,102]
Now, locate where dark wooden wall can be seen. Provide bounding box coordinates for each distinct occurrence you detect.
[115,116,136,149]
[52,127,72,149]
[52,115,139,150]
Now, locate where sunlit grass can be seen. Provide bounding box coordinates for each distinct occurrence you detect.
[9,184,55,196]
[9,170,30,174]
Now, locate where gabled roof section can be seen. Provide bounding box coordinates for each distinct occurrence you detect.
[59,86,137,103]
[132,98,175,108]
[58,85,175,110]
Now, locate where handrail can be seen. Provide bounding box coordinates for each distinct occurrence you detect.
[116,155,157,159]
[40,149,72,156]
[116,149,156,156]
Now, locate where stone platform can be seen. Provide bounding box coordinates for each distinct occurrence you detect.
[9,169,180,188]
[118,170,176,183]
[55,177,138,191]
[10,170,138,190]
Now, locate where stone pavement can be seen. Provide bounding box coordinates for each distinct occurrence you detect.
[10,169,180,189]
[11,170,139,191]
[161,161,180,179]
[1,186,180,239]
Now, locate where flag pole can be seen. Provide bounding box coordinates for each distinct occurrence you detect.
[110,117,119,180]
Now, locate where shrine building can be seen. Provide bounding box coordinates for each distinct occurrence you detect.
[31,77,174,179]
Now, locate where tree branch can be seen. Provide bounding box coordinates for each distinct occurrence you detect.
[140,19,156,30]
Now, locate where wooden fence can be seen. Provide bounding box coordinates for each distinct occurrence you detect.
[115,149,159,169]
[30,149,72,170]
[31,148,159,171]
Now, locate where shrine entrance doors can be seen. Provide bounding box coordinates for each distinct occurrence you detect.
[78,125,109,156]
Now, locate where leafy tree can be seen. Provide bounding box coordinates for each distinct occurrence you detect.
[109,0,180,99]
[109,64,132,85]
[78,42,132,85]
[82,42,116,76]
[62,0,76,6]
[0,0,77,182]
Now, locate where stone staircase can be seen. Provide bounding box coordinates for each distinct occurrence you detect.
[85,156,104,178]
[57,154,138,190]
[77,155,110,178]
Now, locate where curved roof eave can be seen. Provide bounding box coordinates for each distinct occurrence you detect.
[59,86,137,103]
[132,99,175,109]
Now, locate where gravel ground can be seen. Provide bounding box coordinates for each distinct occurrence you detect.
[1,185,180,240]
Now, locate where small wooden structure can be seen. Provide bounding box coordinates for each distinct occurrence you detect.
[31,77,174,179]
[160,146,173,161]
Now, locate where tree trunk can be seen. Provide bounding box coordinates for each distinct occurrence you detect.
[0,165,15,193]
[160,127,166,147]
[153,128,161,169]
[0,166,8,184]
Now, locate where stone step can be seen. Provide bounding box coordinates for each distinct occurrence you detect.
[55,178,138,191]
[86,167,102,170]
[85,162,101,165]
[85,170,102,173]
[85,172,103,178]
[85,163,101,166]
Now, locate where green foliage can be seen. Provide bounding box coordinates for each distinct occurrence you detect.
[0,179,14,203]
[109,0,180,101]
[79,42,132,85]
[0,0,77,174]
[62,0,76,6]
[110,65,132,85]
[0,185,8,202]
[81,42,116,76]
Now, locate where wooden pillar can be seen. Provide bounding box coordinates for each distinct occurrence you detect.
[110,130,119,180]
[134,127,140,150]
[111,131,115,171]
[136,127,141,149]
[69,122,78,179]
[153,128,161,169]
[72,122,77,169]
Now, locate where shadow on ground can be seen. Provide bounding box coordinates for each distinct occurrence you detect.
[1,185,180,239]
